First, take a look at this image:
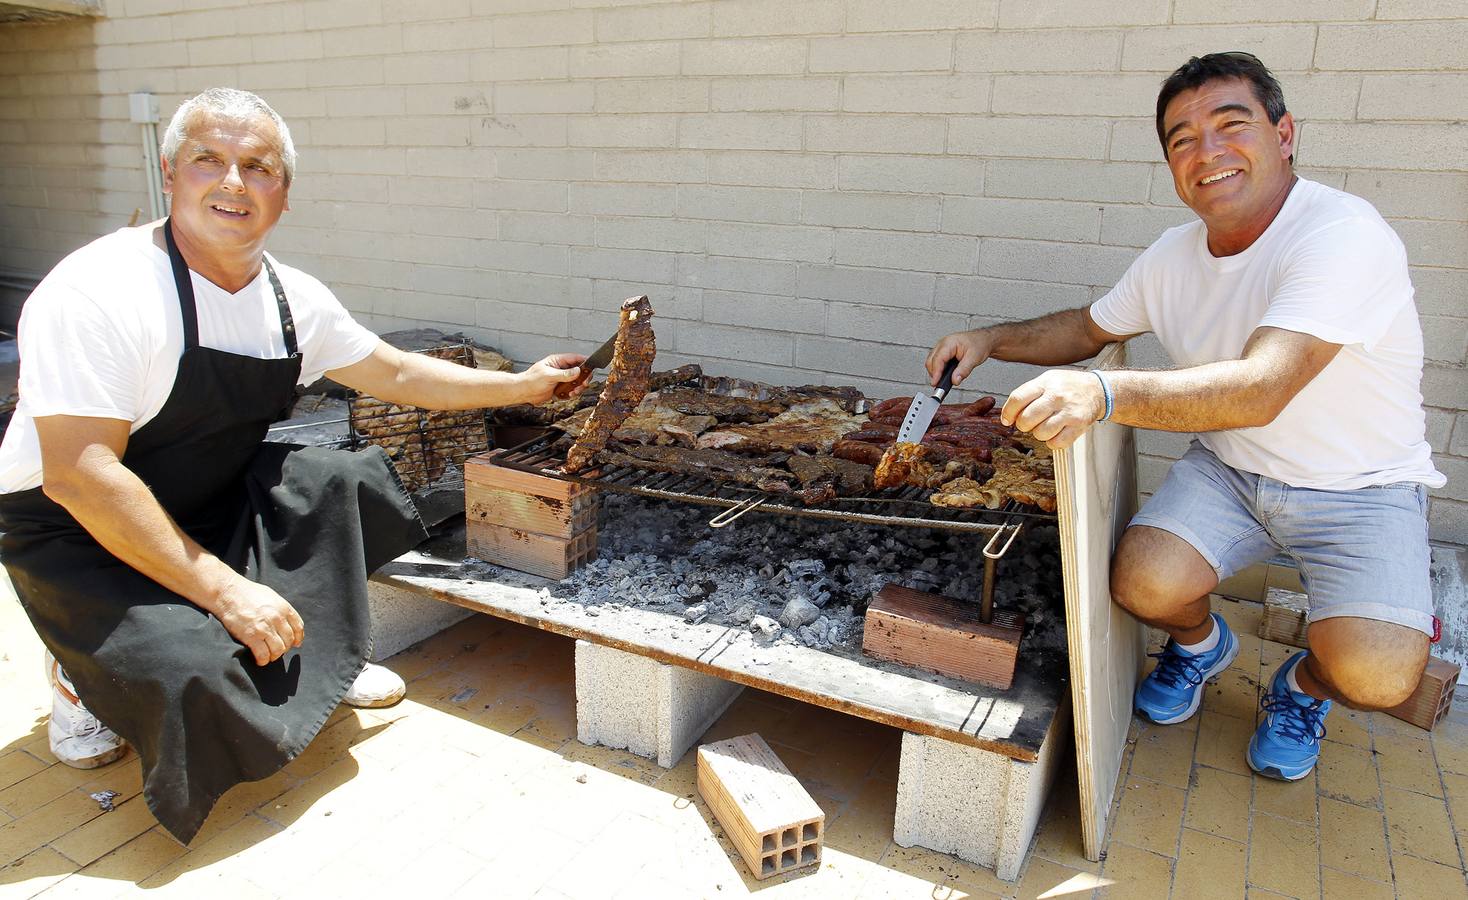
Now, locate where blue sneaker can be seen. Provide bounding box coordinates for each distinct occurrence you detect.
[1249,651,1331,781]
[1134,612,1239,725]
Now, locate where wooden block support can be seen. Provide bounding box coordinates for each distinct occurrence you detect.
[864,584,1025,690]
[464,450,598,579]
[1259,587,1310,649]
[1385,656,1460,732]
[697,734,823,880]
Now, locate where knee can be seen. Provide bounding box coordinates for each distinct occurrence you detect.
[1311,644,1428,710]
[1109,558,1176,620]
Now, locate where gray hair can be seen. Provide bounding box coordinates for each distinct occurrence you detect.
[161,88,297,184]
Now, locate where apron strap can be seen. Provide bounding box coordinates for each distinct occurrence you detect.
[163,219,298,358]
[162,219,200,351]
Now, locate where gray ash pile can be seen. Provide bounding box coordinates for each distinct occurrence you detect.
[550,491,1068,668]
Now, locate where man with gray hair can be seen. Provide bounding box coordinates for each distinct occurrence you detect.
[0,88,586,842]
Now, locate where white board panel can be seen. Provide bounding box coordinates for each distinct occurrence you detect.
[1054,342,1145,860]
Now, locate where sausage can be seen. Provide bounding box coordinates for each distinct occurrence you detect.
[832,439,887,466]
[846,423,900,443]
[869,396,913,418]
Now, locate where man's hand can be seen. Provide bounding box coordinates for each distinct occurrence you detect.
[1001,369,1106,450]
[214,580,305,666]
[518,353,589,405]
[925,330,994,388]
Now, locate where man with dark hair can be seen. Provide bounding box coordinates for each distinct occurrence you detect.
[0,88,586,841]
[927,53,1441,780]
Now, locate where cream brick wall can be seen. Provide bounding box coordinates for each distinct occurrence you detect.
[1,1,1465,543]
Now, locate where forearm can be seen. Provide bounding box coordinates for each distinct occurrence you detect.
[365,353,535,409]
[1107,361,1283,432]
[981,309,1109,366]
[44,455,241,614]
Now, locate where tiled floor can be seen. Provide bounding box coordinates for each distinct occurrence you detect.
[0,586,1465,898]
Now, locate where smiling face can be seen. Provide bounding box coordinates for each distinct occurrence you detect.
[161,111,290,259]
[1161,77,1296,255]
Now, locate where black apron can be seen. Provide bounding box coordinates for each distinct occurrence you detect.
[0,221,428,843]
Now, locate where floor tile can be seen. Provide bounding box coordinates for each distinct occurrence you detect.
[1390,853,1468,898]
[1317,741,1382,807]
[1374,730,1443,797]
[1014,856,1103,900]
[1172,829,1245,900]
[1383,785,1461,868]
[1129,722,1195,789]
[1195,713,1255,777]
[0,846,76,898]
[1319,867,1394,900]
[1096,841,1174,898]
[1109,778,1185,857]
[1246,812,1319,899]
[1185,767,1251,844]
[1318,795,1390,882]
[1251,768,1317,824]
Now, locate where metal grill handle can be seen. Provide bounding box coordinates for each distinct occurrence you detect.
[708,496,768,528]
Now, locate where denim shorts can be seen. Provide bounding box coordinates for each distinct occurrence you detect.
[1131,441,1434,636]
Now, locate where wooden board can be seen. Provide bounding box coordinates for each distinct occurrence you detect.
[697,734,823,879]
[863,585,1024,689]
[465,450,581,500]
[374,528,1067,762]
[1385,656,1460,731]
[1055,342,1144,861]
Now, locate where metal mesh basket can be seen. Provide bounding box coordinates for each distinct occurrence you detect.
[347,343,490,493]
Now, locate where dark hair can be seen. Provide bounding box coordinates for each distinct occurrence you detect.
[1156,52,1289,160]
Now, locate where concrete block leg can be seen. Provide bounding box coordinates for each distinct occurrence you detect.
[894,699,1071,881]
[575,640,743,768]
[366,577,474,663]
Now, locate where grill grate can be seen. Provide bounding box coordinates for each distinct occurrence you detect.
[489,433,1056,536]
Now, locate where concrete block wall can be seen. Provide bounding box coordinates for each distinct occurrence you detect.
[0,1,1464,545]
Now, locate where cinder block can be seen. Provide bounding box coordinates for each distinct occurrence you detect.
[848,0,993,31]
[470,47,570,83]
[843,74,990,115]
[707,222,833,264]
[709,151,836,189]
[496,82,595,115]
[570,246,678,284]
[1000,0,1168,27]
[681,38,807,76]
[956,30,1120,73]
[796,263,936,308]
[493,10,594,48]
[500,211,593,246]
[1099,205,1199,248]
[806,115,947,155]
[1344,171,1468,222]
[834,230,975,275]
[802,191,941,232]
[594,149,708,183]
[677,184,800,224]
[1316,21,1466,71]
[595,2,711,42]
[574,640,744,768]
[402,19,495,53]
[825,303,966,355]
[386,52,470,85]
[794,336,923,382]
[475,179,568,214]
[569,42,681,79]
[697,734,824,880]
[809,33,952,73]
[949,116,1109,160]
[712,0,843,37]
[366,577,474,663]
[1279,73,1373,121]
[703,290,824,333]
[494,148,594,181]
[680,254,797,296]
[933,274,1089,318]
[710,76,840,113]
[570,182,675,216]
[568,114,677,149]
[943,197,1101,243]
[596,215,706,253]
[1304,123,1467,172]
[595,78,709,113]
[895,701,1069,881]
[678,113,802,151]
[677,321,794,366]
[992,73,1160,117]
[978,239,1137,287]
[838,154,983,195]
[1121,25,1315,72]
[987,159,1151,204]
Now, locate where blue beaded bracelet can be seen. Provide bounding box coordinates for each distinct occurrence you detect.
[1093,370,1114,422]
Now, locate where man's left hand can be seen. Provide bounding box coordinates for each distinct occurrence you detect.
[518,353,589,405]
[1001,369,1106,450]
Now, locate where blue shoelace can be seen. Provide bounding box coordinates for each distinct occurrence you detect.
[1260,694,1329,745]
[1146,647,1207,689]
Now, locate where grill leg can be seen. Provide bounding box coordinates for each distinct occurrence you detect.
[981,555,996,624]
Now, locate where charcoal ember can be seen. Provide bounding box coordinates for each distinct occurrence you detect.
[732,602,758,623]
[785,559,825,579]
[778,595,820,629]
[684,603,709,625]
[750,616,781,641]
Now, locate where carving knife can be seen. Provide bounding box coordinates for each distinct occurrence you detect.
[894,358,960,444]
[552,330,618,399]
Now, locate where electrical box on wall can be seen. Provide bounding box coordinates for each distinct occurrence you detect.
[128,92,158,125]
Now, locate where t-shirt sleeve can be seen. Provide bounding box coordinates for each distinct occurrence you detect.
[1089,251,1153,338]
[291,275,381,386]
[1258,217,1410,351]
[17,281,145,422]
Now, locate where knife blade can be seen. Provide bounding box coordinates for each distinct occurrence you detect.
[553,331,618,399]
[895,357,959,444]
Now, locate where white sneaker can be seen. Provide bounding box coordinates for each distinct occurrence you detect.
[342,662,406,709]
[46,653,127,769]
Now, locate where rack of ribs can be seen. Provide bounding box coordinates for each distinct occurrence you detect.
[564,295,655,473]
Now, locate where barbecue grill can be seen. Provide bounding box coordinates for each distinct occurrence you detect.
[490,432,1057,620]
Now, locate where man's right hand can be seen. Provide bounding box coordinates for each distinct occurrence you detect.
[925,330,994,388]
[214,580,305,666]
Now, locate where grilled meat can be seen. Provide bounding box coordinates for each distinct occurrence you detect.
[696,399,864,454]
[656,387,787,423]
[564,296,655,473]
[786,453,874,497]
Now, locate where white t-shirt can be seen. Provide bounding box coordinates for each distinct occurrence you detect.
[1090,178,1444,491]
[0,226,380,493]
